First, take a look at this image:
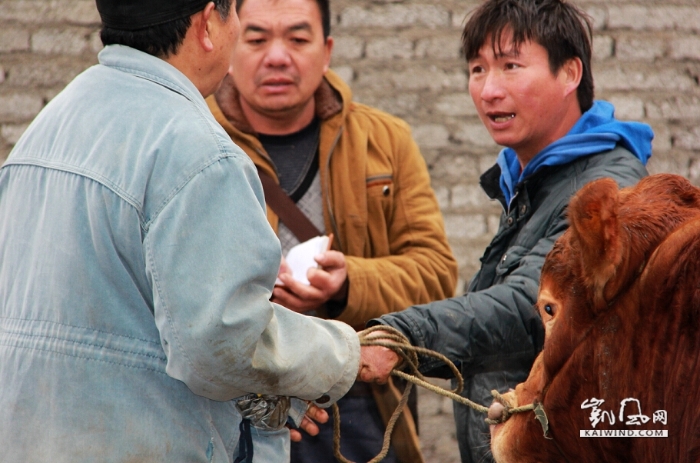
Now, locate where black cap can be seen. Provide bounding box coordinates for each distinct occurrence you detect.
[96,0,212,31]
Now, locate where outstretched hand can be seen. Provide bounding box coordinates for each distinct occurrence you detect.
[357,330,401,384]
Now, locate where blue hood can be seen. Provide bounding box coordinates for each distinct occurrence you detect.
[497,100,653,206]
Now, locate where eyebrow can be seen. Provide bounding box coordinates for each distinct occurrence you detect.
[243,21,313,35]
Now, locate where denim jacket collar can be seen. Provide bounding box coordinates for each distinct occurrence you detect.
[98,44,205,108]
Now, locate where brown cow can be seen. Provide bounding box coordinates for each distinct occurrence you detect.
[489,173,700,463]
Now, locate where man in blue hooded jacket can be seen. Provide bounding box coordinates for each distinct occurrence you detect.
[366,0,653,462]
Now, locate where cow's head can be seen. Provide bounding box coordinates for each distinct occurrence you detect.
[490,174,700,463]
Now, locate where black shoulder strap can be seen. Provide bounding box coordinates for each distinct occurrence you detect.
[256,167,322,243]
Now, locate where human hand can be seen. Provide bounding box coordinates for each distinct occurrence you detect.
[357,330,401,385]
[272,250,348,314]
[288,404,329,442]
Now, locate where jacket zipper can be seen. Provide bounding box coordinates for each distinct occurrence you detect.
[324,126,344,253]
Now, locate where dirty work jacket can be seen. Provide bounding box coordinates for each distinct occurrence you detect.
[374,146,648,463]
[207,70,458,330]
[0,45,359,463]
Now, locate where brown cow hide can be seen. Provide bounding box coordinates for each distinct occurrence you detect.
[490,174,700,463]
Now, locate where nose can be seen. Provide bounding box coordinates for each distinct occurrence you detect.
[263,39,292,68]
[488,400,506,423]
[478,71,506,102]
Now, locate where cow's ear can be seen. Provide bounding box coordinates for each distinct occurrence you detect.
[568,178,623,308]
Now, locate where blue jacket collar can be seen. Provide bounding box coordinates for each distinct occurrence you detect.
[497,100,653,206]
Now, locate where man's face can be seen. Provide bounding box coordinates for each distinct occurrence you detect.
[468,34,580,165]
[230,0,333,121]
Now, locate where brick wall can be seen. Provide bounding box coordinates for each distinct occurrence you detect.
[1,1,697,459]
[1,0,699,283]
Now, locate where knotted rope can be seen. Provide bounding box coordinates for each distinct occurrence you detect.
[332,325,535,463]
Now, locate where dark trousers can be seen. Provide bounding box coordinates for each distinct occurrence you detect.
[291,393,398,463]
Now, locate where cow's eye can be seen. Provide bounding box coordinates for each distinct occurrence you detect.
[544,304,555,316]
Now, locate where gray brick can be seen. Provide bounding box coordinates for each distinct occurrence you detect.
[650,123,673,153]
[0,66,4,84]
[435,93,478,117]
[430,153,479,182]
[340,5,450,29]
[1,123,29,144]
[647,148,689,177]
[433,185,450,211]
[0,147,10,165]
[391,67,467,91]
[674,126,700,151]
[415,36,462,60]
[0,93,44,122]
[452,3,483,29]
[332,36,364,60]
[646,96,700,120]
[31,27,93,55]
[615,35,666,61]
[452,9,470,30]
[89,30,104,54]
[584,5,608,31]
[6,58,92,88]
[487,214,501,235]
[595,66,695,92]
[451,183,487,209]
[608,6,700,32]
[366,37,414,60]
[670,36,700,61]
[412,124,450,149]
[330,66,354,85]
[0,0,100,25]
[592,35,614,60]
[0,26,30,52]
[689,157,700,186]
[453,122,497,148]
[354,92,419,117]
[443,213,487,240]
[609,96,645,120]
[478,155,497,174]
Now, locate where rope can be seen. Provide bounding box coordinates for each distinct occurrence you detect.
[331,325,535,463]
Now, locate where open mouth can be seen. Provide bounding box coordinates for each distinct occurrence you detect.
[489,113,515,123]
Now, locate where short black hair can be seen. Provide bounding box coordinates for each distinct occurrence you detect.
[462,0,594,113]
[236,0,331,40]
[100,0,233,58]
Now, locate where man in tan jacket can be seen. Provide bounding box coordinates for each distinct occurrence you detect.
[206,0,458,460]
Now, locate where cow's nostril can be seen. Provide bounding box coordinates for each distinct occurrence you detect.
[488,401,506,422]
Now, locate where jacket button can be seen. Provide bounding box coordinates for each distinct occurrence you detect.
[502,253,507,263]
[507,217,514,226]
[382,185,390,196]
[520,205,527,215]
[315,394,331,404]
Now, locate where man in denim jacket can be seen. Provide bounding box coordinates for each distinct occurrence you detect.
[0,1,396,462]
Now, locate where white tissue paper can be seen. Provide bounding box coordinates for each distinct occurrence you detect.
[277,235,329,286]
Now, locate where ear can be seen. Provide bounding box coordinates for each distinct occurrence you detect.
[194,2,218,53]
[568,178,622,307]
[560,57,582,99]
[322,36,334,74]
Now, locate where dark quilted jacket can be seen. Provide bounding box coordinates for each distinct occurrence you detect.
[373,146,648,463]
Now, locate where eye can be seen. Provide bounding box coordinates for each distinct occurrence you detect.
[469,64,485,75]
[544,304,555,316]
[505,62,520,70]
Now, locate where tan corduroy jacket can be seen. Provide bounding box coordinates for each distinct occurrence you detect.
[207,69,458,462]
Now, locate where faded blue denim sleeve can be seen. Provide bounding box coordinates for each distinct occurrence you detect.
[144,152,359,402]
